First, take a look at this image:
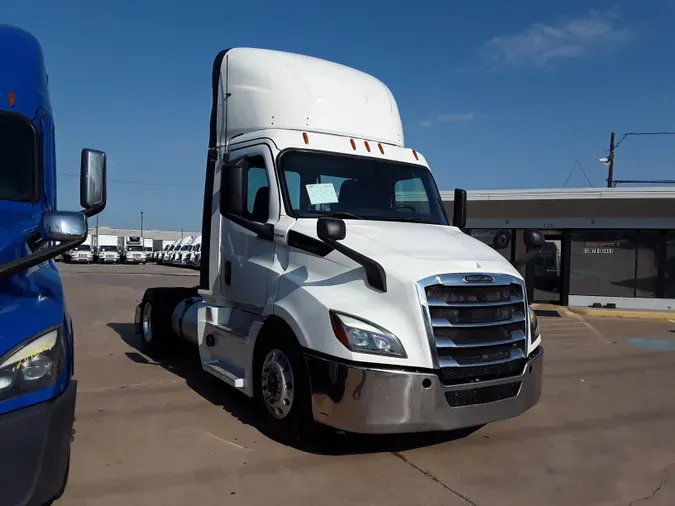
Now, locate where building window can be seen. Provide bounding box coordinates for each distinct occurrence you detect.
[570,230,659,298]
[665,233,675,298]
[469,229,513,262]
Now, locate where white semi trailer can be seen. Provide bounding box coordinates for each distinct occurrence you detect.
[135,48,545,441]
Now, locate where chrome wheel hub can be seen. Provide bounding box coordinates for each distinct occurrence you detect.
[261,349,294,419]
[141,303,153,343]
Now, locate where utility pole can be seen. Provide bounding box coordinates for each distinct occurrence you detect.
[181,227,184,239]
[607,131,615,188]
[140,211,144,243]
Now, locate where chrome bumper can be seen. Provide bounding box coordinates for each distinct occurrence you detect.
[305,347,543,434]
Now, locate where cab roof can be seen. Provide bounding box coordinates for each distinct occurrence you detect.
[0,25,51,118]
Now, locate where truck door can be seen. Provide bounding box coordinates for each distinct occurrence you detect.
[220,144,279,312]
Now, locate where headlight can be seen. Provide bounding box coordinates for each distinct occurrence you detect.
[329,312,407,358]
[528,306,540,340]
[0,328,63,403]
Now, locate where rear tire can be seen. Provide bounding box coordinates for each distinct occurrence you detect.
[138,287,198,357]
[253,331,315,444]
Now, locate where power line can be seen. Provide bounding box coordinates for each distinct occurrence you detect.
[57,172,201,187]
[563,160,593,188]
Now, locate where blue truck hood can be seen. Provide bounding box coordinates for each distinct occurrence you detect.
[0,201,65,357]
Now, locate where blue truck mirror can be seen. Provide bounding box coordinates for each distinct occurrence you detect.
[80,148,107,217]
[40,211,87,242]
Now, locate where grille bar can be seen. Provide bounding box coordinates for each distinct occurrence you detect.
[431,313,525,328]
[435,331,526,349]
[427,295,523,308]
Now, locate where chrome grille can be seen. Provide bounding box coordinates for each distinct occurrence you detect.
[418,273,529,387]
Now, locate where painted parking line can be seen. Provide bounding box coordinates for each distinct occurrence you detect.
[629,338,675,351]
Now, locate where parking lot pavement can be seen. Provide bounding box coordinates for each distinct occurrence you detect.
[55,263,675,506]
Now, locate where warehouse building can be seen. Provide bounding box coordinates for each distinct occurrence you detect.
[440,187,675,311]
[87,226,200,242]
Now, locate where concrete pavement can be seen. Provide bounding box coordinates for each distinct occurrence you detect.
[55,263,675,506]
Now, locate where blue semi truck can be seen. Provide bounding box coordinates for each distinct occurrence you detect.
[0,25,107,505]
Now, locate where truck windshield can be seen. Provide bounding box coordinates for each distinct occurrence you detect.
[145,247,152,252]
[127,246,143,251]
[278,150,448,225]
[100,246,117,252]
[0,113,38,203]
[74,245,91,251]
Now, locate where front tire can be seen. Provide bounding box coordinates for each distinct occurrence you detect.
[253,332,314,444]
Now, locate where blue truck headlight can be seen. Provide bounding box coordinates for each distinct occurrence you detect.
[0,328,63,402]
[330,311,407,358]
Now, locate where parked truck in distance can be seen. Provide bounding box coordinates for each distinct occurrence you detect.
[63,236,93,263]
[94,233,119,264]
[168,236,193,265]
[158,239,178,264]
[143,238,153,260]
[0,24,107,505]
[135,48,545,442]
[151,239,167,262]
[118,235,146,264]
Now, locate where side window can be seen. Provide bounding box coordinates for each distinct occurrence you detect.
[243,156,270,223]
[394,177,431,214]
[284,170,301,209]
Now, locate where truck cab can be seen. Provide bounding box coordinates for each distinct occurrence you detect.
[64,236,93,263]
[136,48,544,441]
[119,235,146,264]
[0,25,107,504]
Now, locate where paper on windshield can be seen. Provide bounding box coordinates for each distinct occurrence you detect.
[305,183,338,205]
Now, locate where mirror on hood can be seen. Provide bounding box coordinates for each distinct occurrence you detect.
[317,216,346,241]
[40,211,87,242]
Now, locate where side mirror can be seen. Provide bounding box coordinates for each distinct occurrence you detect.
[317,217,346,241]
[80,149,107,217]
[41,211,88,242]
[492,231,511,250]
[452,188,467,229]
[220,163,247,216]
[524,229,545,248]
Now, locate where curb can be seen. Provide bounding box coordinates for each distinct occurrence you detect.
[530,304,576,318]
[567,306,675,320]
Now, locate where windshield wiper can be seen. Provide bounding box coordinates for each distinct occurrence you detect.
[303,210,364,220]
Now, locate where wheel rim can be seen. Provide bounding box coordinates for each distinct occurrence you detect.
[261,349,295,419]
[141,303,153,343]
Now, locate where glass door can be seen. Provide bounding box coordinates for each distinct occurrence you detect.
[530,231,563,304]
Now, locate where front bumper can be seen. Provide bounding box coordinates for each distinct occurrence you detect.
[0,380,76,506]
[305,347,543,434]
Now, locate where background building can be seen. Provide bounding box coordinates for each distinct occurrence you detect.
[441,187,675,311]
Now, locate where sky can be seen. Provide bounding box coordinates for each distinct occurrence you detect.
[5,0,675,231]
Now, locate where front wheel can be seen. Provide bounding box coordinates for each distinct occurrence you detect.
[253,333,315,444]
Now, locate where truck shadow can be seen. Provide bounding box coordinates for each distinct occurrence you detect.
[107,322,478,455]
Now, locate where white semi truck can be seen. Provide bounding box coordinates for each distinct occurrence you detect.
[135,48,545,440]
[95,233,119,264]
[186,235,202,267]
[64,235,93,263]
[158,240,178,264]
[168,236,194,265]
[144,238,154,259]
[119,235,146,264]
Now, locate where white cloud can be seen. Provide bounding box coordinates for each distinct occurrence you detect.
[477,8,633,69]
[419,112,476,127]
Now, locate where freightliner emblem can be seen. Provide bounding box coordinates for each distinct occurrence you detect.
[463,274,495,283]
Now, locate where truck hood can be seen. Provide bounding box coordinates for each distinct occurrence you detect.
[290,219,522,281]
[0,202,42,266]
[0,202,65,358]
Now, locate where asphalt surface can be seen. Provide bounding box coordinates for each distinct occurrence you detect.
[55,263,675,506]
